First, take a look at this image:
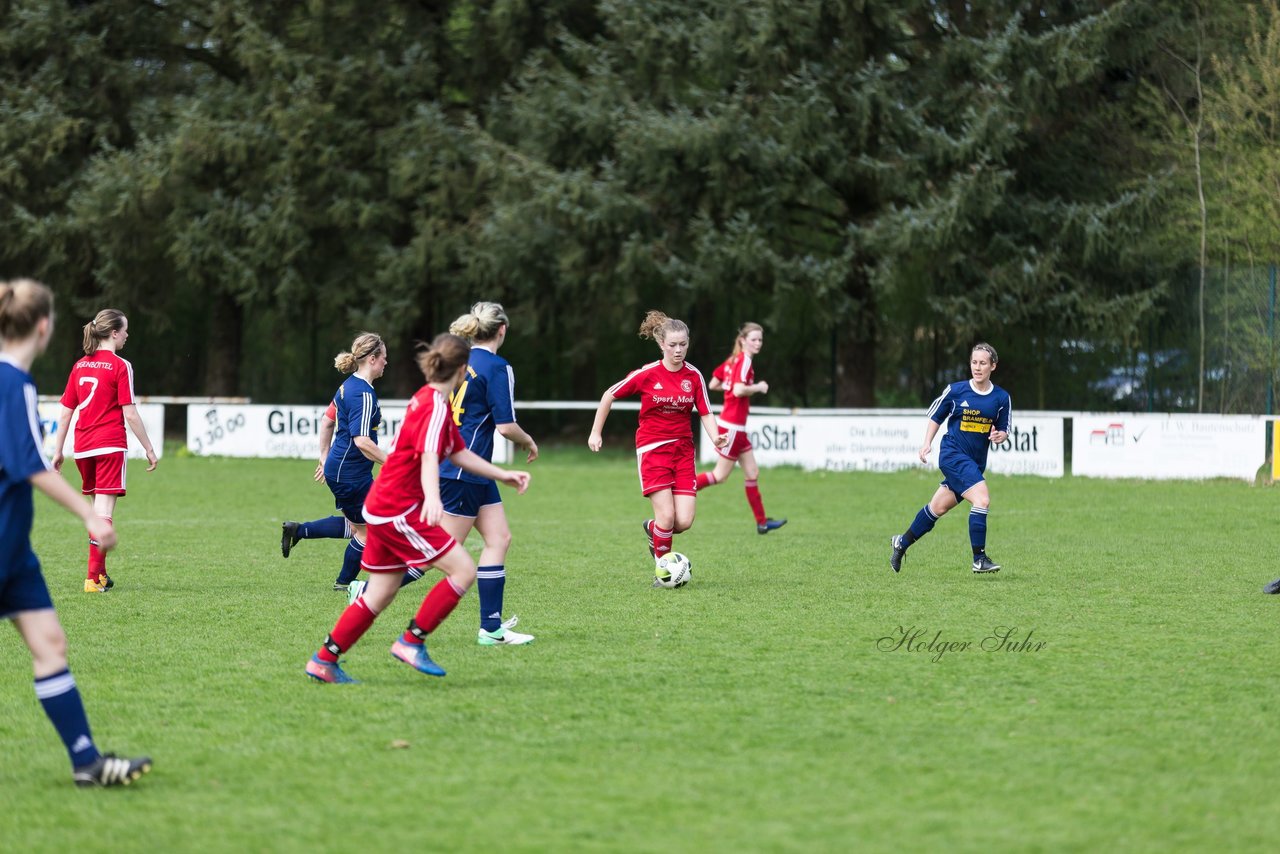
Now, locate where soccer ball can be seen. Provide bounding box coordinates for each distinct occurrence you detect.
[655,552,692,589]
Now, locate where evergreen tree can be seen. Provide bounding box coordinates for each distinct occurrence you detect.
[471,0,1172,405]
[0,0,1242,408]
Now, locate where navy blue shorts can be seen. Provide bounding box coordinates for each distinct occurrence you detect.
[440,479,501,519]
[939,455,986,500]
[327,476,374,525]
[0,547,54,620]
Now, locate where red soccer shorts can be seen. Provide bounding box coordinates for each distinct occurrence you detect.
[637,438,696,497]
[76,452,127,495]
[713,423,753,461]
[360,508,458,573]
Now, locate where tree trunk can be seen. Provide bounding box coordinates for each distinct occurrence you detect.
[387,281,438,399]
[203,291,243,396]
[832,268,877,406]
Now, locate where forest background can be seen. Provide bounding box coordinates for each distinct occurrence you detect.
[3,0,1279,423]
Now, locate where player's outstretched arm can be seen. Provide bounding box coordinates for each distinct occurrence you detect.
[587,393,614,452]
[30,470,116,551]
[448,448,530,494]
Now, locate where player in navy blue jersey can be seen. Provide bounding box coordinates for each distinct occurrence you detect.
[0,279,150,787]
[281,333,388,592]
[405,302,539,645]
[889,343,1011,574]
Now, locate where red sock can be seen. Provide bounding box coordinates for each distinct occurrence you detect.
[317,598,377,663]
[87,541,102,581]
[695,471,718,490]
[653,525,674,560]
[87,516,112,581]
[744,480,766,524]
[402,578,465,643]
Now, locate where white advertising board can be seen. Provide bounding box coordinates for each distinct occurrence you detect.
[187,404,407,459]
[987,417,1066,477]
[699,414,1064,477]
[37,402,165,461]
[187,403,510,463]
[1071,414,1265,481]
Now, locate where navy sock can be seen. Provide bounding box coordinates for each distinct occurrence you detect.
[400,567,426,588]
[970,506,988,553]
[35,669,99,768]
[902,506,939,547]
[477,565,506,632]
[335,536,365,586]
[301,516,349,539]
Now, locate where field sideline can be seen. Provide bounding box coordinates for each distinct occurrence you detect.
[3,449,1279,851]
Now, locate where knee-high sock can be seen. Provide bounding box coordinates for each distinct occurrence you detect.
[695,471,719,491]
[744,480,766,524]
[902,506,938,547]
[335,534,365,586]
[87,516,112,581]
[476,565,505,632]
[35,669,99,767]
[318,597,377,663]
[653,524,673,561]
[403,578,466,642]
[300,516,350,539]
[969,506,989,553]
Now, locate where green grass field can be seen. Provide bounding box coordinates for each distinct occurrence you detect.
[3,448,1280,852]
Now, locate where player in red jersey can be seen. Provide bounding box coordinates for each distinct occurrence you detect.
[50,309,158,593]
[588,310,728,583]
[305,333,531,684]
[695,322,786,534]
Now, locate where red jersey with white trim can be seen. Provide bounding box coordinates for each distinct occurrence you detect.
[712,352,753,428]
[59,350,135,458]
[607,360,712,448]
[363,385,463,517]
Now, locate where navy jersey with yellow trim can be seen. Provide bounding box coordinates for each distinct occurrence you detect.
[439,347,515,485]
[927,380,1012,472]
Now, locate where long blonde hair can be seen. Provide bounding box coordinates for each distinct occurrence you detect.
[729,321,763,359]
[334,332,385,374]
